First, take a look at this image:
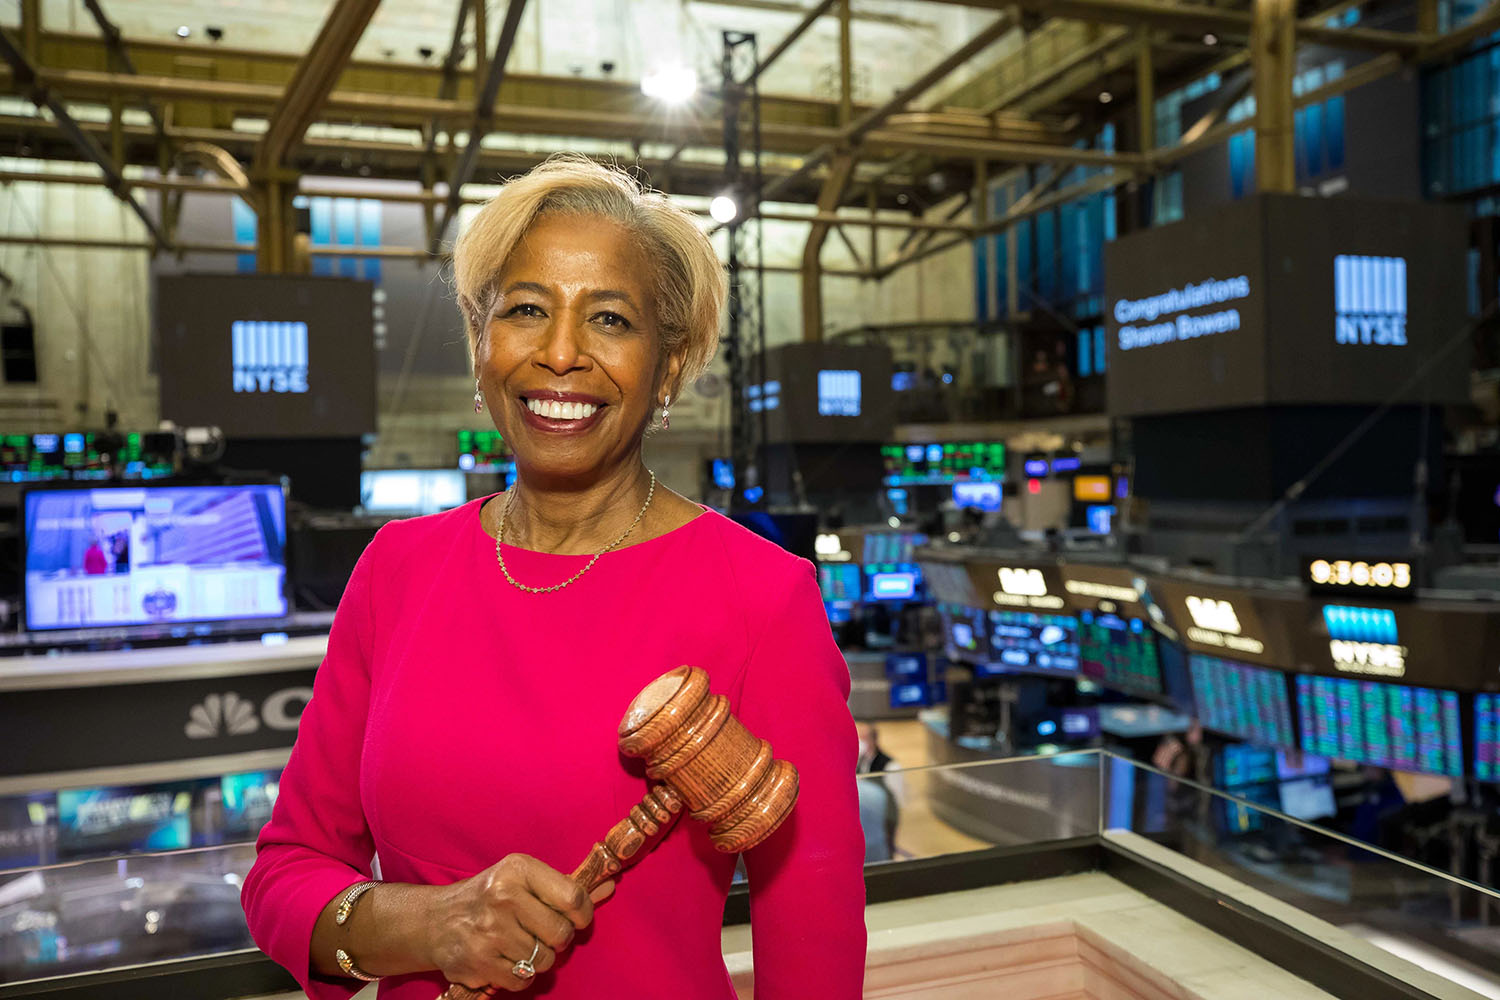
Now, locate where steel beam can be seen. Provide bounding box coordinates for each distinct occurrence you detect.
[747,0,837,86]
[802,153,857,341]
[982,26,1128,115]
[430,0,529,253]
[838,0,853,124]
[1421,0,1500,62]
[0,30,169,251]
[420,0,473,189]
[922,0,1251,38]
[255,0,382,170]
[1251,0,1296,193]
[763,10,1018,203]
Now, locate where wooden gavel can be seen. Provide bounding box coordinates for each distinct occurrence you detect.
[439,666,798,999]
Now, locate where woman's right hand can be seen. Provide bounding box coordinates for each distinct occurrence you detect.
[426,853,612,992]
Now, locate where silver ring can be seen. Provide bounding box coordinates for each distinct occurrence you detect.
[511,939,541,981]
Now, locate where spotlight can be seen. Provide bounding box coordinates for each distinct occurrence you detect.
[1098,91,1113,104]
[709,194,738,224]
[641,65,698,105]
[175,24,191,38]
[206,26,224,42]
[1203,32,1219,45]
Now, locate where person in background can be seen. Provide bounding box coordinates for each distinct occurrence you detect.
[856,722,903,862]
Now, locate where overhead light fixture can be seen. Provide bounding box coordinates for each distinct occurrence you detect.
[175,25,191,38]
[1203,32,1219,45]
[1098,91,1114,104]
[641,65,698,105]
[709,194,738,224]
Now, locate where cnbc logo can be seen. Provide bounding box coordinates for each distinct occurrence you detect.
[1334,255,1407,347]
[232,320,309,393]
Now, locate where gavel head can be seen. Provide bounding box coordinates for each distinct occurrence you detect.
[617,666,798,853]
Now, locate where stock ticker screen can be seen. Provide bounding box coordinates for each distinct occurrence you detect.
[1078,610,1163,695]
[1297,675,1463,777]
[1188,655,1296,746]
[880,441,1006,486]
[982,610,1080,677]
[939,603,988,664]
[1478,694,1500,783]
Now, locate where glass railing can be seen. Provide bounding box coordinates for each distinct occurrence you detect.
[3,752,1498,996]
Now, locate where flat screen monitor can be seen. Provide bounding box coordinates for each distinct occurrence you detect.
[865,569,918,602]
[880,441,1005,486]
[1217,744,1278,788]
[56,781,199,859]
[939,603,988,664]
[952,480,1002,512]
[862,532,926,564]
[456,429,512,474]
[1296,675,1463,776]
[984,609,1080,677]
[1279,776,1337,821]
[1188,655,1295,747]
[1478,693,1500,783]
[1078,610,1162,695]
[219,769,283,842]
[1276,749,1331,781]
[885,651,928,681]
[1217,781,1279,835]
[359,469,466,515]
[23,483,289,631]
[818,562,861,605]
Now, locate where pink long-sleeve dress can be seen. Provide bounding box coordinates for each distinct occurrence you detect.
[241,498,868,999]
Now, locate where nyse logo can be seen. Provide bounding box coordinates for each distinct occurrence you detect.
[1334,255,1407,347]
[1185,596,1241,634]
[233,320,310,393]
[184,687,313,739]
[998,568,1048,597]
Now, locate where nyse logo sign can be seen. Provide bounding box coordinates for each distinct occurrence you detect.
[233,320,310,393]
[1183,596,1265,655]
[993,567,1064,610]
[184,687,313,739]
[1329,640,1407,677]
[1334,255,1407,347]
[1185,596,1240,634]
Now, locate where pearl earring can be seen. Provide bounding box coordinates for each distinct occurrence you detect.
[474,379,483,413]
[661,394,671,430]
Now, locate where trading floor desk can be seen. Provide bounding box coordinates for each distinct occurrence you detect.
[2,753,1495,1000]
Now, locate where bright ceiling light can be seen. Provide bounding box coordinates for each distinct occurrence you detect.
[1203,32,1219,45]
[176,25,191,38]
[641,65,698,105]
[709,195,738,224]
[1098,91,1113,104]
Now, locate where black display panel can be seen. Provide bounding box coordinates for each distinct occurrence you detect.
[1188,654,1296,747]
[1478,694,1500,784]
[156,274,377,438]
[1106,195,1468,417]
[939,602,988,665]
[1296,675,1463,777]
[753,342,895,444]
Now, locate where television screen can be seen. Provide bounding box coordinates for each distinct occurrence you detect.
[57,781,200,859]
[1078,610,1162,695]
[1217,744,1278,788]
[156,274,376,438]
[359,469,466,515]
[1297,675,1463,776]
[952,480,1002,511]
[23,484,289,631]
[0,793,58,869]
[984,609,1080,676]
[1276,749,1331,781]
[1188,655,1295,746]
[1279,776,1337,821]
[880,441,1005,486]
[862,532,926,564]
[1478,693,1500,783]
[885,652,928,680]
[219,769,283,842]
[457,429,512,474]
[939,603,988,664]
[818,562,862,604]
[865,570,918,602]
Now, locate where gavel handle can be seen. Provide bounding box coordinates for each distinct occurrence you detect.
[437,785,685,1000]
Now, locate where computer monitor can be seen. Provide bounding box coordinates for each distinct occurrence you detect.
[1476,693,1499,783]
[952,480,1002,512]
[359,469,466,515]
[885,651,928,681]
[23,483,290,631]
[1189,655,1296,747]
[1296,675,1463,776]
[1279,776,1337,821]
[818,562,861,604]
[984,609,1080,677]
[865,569,918,602]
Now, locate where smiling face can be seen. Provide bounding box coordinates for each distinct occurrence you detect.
[475,213,682,486]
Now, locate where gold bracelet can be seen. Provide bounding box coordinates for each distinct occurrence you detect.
[335,947,380,982]
[334,880,380,926]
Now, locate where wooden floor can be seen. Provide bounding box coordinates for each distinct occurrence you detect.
[865,719,994,861]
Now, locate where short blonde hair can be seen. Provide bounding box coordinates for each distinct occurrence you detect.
[452,154,725,389]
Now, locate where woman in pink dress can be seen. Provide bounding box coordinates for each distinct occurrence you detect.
[240,156,867,999]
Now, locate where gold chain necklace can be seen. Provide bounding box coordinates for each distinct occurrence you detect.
[494,471,657,594]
